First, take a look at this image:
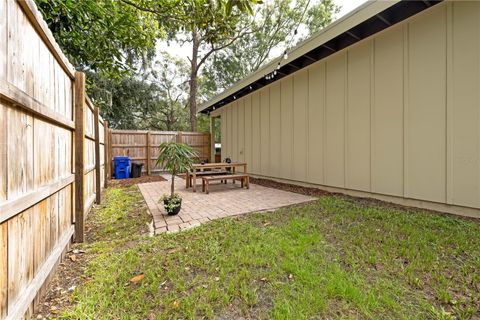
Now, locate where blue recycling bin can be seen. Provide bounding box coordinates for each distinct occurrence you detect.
[114,156,131,179]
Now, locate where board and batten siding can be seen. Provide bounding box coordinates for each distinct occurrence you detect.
[216,1,480,216]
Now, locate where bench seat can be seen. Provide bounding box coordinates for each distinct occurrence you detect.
[202,174,249,194]
[186,170,229,188]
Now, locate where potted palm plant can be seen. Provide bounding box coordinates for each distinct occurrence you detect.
[156,142,197,215]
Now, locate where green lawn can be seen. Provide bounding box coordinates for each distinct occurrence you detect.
[59,186,479,320]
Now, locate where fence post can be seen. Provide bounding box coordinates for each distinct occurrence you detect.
[146,131,151,175]
[104,121,109,187]
[94,107,101,204]
[176,131,183,143]
[74,71,85,243]
[108,129,112,180]
[209,117,215,163]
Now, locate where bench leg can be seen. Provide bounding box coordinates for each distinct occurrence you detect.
[206,181,209,194]
[202,179,205,193]
[246,176,250,189]
[241,178,244,188]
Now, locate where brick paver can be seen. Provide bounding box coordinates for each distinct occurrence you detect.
[138,178,316,234]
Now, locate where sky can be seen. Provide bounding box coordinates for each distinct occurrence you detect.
[159,0,368,62]
[337,0,369,19]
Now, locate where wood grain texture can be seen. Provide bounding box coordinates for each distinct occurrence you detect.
[7,1,27,93]
[0,174,74,224]
[5,226,74,320]
[0,79,75,129]
[0,102,6,202]
[74,72,85,243]
[1,1,79,318]
[0,222,7,319]
[110,130,210,173]
[7,208,34,311]
[16,0,75,78]
[7,106,34,200]
[0,0,6,82]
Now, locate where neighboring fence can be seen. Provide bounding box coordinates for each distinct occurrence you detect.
[109,130,211,175]
[82,97,107,217]
[0,1,107,319]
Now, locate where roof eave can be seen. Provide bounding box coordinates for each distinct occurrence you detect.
[197,0,400,114]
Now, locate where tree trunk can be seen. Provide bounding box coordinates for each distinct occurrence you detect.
[189,28,199,132]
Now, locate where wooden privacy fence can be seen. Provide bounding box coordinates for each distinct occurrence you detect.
[0,1,107,319]
[109,130,211,175]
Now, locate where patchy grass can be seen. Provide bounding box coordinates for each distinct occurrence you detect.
[86,186,150,242]
[57,186,480,320]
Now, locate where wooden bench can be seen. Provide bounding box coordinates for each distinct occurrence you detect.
[186,170,229,188]
[202,174,250,194]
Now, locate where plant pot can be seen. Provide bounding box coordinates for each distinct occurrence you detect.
[163,198,182,215]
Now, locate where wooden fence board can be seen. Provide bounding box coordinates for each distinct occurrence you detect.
[16,0,76,79]
[0,80,75,129]
[33,200,48,275]
[7,208,34,311]
[48,192,59,250]
[0,222,7,319]
[74,71,85,243]
[103,121,109,186]
[0,175,74,224]
[7,106,34,200]
[94,108,101,203]
[0,0,6,82]
[0,2,106,318]
[5,226,74,320]
[0,102,6,202]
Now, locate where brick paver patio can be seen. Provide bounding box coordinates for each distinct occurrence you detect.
[138,178,316,234]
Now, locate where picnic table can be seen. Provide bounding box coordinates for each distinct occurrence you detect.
[187,162,247,192]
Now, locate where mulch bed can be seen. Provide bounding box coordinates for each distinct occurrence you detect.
[109,175,166,188]
[250,177,332,197]
[250,177,480,223]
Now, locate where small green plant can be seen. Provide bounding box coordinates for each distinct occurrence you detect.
[156,142,197,213]
[160,193,182,213]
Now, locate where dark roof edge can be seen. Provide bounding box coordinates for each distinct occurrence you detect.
[198,0,442,114]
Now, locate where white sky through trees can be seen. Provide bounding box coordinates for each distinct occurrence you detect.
[156,0,368,75]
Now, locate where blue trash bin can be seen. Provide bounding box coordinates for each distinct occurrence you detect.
[114,156,131,179]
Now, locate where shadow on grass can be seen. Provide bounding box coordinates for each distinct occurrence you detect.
[53,185,479,320]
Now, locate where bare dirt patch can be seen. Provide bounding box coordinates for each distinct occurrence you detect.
[250,177,480,223]
[250,177,332,197]
[33,186,151,319]
[109,175,166,188]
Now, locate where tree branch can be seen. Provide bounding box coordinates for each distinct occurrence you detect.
[119,0,183,22]
[197,27,254,70]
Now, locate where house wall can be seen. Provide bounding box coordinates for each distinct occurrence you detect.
[217,1,480,216]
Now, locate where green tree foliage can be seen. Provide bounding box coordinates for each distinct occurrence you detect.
[88,53,191,131]
[123,0,262,131]
[142,53,191,131]
[156,142,197,197]
[35,0,160,79]
[202,0,339,97]
[36,0,260,132]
